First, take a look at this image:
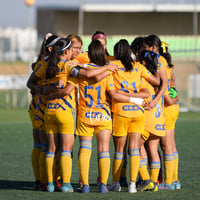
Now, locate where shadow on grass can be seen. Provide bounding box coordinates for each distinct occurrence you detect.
[0,180,34,190]
[0,180,98,192]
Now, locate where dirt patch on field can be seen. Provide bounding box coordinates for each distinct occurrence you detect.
[0,63,30,75]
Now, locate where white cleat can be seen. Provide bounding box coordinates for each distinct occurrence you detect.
[128,182,137,193]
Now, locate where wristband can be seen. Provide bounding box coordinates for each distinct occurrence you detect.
[130,97,144,105]
[83,64,88,68]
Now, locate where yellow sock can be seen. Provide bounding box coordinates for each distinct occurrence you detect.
[31,144,41,181]
[164,154,174,185]
[120,158,127,178]
[98,151,110,185]
[139,160,150,180]
[150,161,161,183]
[60,151,72,183]
[78,140,92,186]
[173,152,179,182]
[46,152,55,183]
[129,149,140,183]
[112,151,124,182]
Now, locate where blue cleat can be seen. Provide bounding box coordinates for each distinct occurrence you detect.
[173,181,181,189]
[99,183,108,193]
[82,184,90,193]
[158,182,175,190]
[108,181,121,192]
[47,182,55,192]
[61,183,74,193]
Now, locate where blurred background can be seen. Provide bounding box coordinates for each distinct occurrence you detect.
[0,0,199,111]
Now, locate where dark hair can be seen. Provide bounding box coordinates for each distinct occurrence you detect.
[114,39,133,72]
[38,34,59,61]
[130,36,144,55]
[88,40,106,66]
[161,47,174,68]
[46,38,71,79]
[140,50,158,75]
[144,35,174,68]
[91,30,110,56]
[144,34,164,54]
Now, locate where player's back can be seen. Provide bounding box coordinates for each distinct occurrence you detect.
[78,64,112,125]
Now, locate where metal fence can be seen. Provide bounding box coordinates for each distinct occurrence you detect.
[0,35,200,111]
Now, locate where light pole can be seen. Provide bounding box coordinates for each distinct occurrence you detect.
[25,0,35,106]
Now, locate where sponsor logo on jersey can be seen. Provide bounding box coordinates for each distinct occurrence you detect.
[85,111,111,123]
[122,105,140,111]
[155,124,165,130]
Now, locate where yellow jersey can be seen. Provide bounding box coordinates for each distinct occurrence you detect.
[45,60,77,115]
[111,60,151,118]
[143,79,165,136]
[78,64,114,125]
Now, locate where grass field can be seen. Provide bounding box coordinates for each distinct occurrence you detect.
[0,109,200,200]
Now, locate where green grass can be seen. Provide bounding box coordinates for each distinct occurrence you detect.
[0,109,200,200]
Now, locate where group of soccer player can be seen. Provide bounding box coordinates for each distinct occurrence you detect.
[26,30,180,194]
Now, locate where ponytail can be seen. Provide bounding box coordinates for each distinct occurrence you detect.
[114,39,133,72]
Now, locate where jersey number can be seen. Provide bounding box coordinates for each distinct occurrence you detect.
[120,80,137,93]
[84,86,102,108]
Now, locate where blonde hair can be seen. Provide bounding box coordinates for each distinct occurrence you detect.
[66,34,83,46]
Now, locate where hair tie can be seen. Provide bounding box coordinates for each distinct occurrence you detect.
[161,41,169,53]
[144,51,149,57]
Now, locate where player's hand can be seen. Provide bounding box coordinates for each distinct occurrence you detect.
[106,63,119,72]
[144,100,155,110]
[69,61,79,66]
[56,80,64,89]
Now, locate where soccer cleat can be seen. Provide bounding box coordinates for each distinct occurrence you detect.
[99,183,108,193]
[38,183,47,191]
[128,182,137,193]
[173,181,181,189]
[151,182,158,192]
[108,181,121,192]
[119,177,128,187]
[55,180,62,191]
[81,184,90,193]
[158,182,175,190]
[136,179,154,191]
[47,182,55,192]
[61,183,74,193]
[96,176,101,186]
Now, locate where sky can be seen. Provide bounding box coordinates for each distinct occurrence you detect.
[0,0,78,28]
